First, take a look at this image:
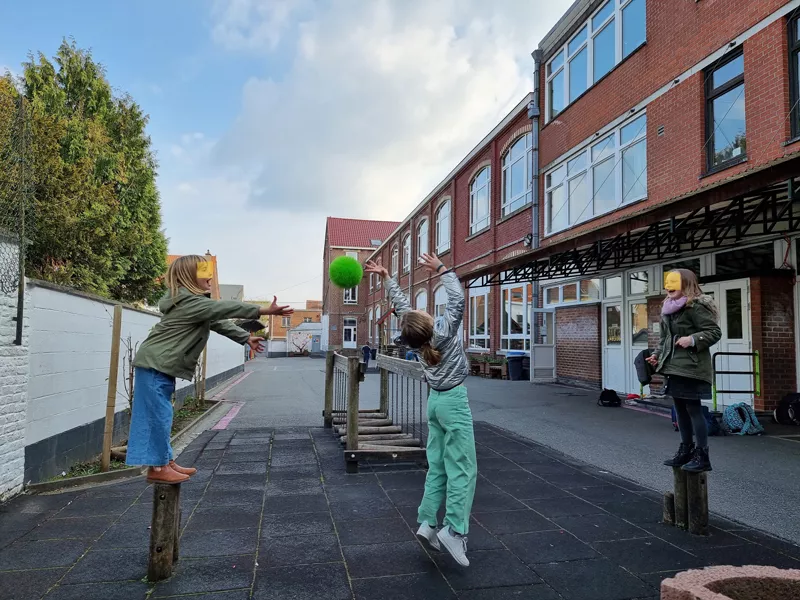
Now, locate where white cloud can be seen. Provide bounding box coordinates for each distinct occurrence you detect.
[160,0,572,301]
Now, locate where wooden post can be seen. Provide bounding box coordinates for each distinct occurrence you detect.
[663,491,675,525]
[346,357,360,452]
[687,472,709,536]
[199,346,208,400]
[148,482,181,581]
[101,304,123,472]
[379,367,389,415]
[673,467,688,530]
[324,350,335,428]
[173,507,182,562]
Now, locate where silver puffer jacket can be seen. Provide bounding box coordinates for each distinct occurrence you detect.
[385,271,469,391]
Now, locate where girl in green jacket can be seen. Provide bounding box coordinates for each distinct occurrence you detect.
[647,269,721,473]
[127,255,292,483]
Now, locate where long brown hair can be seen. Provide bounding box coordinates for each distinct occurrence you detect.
[665,268,719,319]
[167,255,208,298]
[401,310,442,366]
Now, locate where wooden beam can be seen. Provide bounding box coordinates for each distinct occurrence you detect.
[101,304,123,472]
[148,483,181,581]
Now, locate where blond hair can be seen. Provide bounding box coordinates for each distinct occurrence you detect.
[401,310,442,366]
[167,255,208,298]
[665,268,719,319]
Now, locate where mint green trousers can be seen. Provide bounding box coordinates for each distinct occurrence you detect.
[417,385,477,535]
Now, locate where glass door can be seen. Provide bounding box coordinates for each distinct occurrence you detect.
[343,318,357,349]
[628,300,649,394]
[530,308,556,382]
[602,302,626,392]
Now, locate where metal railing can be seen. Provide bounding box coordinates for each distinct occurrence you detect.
[712,351,761,411]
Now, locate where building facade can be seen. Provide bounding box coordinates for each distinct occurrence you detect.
[322,218,400,350]
[268,300,322,341]
[470,0,800,413]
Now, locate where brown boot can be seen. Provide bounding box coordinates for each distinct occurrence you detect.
[147,465,189,484]
[169,460,197,476]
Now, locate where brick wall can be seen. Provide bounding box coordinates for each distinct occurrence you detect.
[269,308,322,340]
[751,275,796,411]
[0,269,28,501]
[555,304,601,389]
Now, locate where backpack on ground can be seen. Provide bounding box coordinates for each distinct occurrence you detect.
[723,402,765,435]
[773,393,800,426]
[598,389,621,407]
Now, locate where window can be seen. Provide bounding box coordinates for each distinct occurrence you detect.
[791,16,800,137]
[281,316,291,327]
[629,271,649,295]
[605,276,622,298]
[402,234,411,273]
[546,0,646,120]
[391,245,399,277]
[470,167,491,234]
[543,279,600,306]
[631,303,648,344]
[436,200,451,253]
[545,113,647,234]
[368,309,373,340]
[706,50,746,171]
[501,281,531,351]
[417,219,429,259]
[374,308,380,343]
[469,288,490,349]
[502,134,533,216]
[605,305,621,345]
[434,285,447,319]
[715,243,774,274]
[369,273,374,290]
[303,317,312,323]
[343,286,357,304]
[415,289,428,312]
[346,251,358,259]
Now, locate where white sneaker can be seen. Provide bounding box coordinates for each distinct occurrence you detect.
[437,526,469,567]
[416,521,441,551]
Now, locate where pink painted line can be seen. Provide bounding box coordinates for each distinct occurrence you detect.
[210,371,252,401]
[623,404,671,418]
[212,402,245,430]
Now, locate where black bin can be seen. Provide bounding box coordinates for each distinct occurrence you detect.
[507,352,525,381]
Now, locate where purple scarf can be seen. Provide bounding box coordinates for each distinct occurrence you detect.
[662,296,688,316]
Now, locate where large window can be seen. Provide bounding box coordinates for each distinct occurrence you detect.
[502,133,533,216]
[791,16,800,137]
[374,308,381,343]
[545,113,647,234]
[436,200,451,254]
[470,167,491,234]
[417,219,429,259]
[343,286,357,304]
[469,288,490,349]
[543,279,600,306]
[546,0,645,120]
[415,289,428,312]
[391,245,399,277]
[434,285,447,319]
[402,234,411,273]
[706,50,746,171]
[501,281,532,351]
[368,308,373,340]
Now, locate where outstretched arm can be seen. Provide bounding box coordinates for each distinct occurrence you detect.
[210,320,251,345]
[364,261,412,318]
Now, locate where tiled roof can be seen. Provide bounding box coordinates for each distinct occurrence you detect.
[326,217,401,249]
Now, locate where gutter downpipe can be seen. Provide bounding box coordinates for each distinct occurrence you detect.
[529,49,543,363]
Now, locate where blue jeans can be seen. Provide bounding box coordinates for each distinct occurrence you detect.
[126,368,176,466]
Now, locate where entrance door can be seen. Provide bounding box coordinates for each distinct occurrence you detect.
[343,318,357,349]
[530,308,556,382]
[628,300,649,394]
[602,303,626,392]
[701,280,752,408]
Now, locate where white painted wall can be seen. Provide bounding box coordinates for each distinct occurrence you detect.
[25,282,245,447]
[0,238,28,500]
[321,314,330,351]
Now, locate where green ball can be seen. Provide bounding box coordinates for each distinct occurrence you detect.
[329,256,363,289]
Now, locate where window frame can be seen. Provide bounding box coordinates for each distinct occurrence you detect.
[281,316,291,328]
[545,0,646,122]
[417,218,429,260]
[303,317,313,323]
[343,286,358,305]
[468,287,490,350]
[501,133,533,217]
[469,167,491,235]
[415,289,428,312]
[544,112,647,235]
[391,244,399,277]
[433,285,447,319]
[791,16,800,138]
[705,49,746,173]
[368,308,373,340]
[543,278,601,307]
[402,233,411,273]
[435,199,451,254]
[500,280,531,352]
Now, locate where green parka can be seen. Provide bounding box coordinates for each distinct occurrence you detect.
[133,288,261,380]
[654,295,721,384]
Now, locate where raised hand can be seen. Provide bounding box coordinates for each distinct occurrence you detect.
[364,260,389,279]
[261,296,294,316]
[247,336,265,353]
[418,253,445,274]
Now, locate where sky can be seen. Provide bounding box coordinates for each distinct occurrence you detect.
[0,0,572,304]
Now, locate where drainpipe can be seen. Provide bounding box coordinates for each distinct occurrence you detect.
[530,49,543,354]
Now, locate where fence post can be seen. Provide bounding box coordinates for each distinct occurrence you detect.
[148,482,181,581]
[379,366,389,415]
[324,350,335,428]
[101,304,123,472]
[687,472,709,536]
[346,357,360,452]
[673,467,688,530]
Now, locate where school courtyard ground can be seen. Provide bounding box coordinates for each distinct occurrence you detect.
[0,357,799,600]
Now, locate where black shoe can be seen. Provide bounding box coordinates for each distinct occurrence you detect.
[663,443,695,467]
[682,447,712,473]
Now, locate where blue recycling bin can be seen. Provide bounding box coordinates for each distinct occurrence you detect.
[507,351,526,381]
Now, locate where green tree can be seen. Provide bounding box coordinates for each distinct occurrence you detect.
[0,39,167,303]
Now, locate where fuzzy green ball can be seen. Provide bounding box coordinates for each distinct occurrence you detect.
[329,256,363,289]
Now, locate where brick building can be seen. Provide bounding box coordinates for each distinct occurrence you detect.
[322,218,400,350]
[268,301,322,342]
[364,96,535,353]
[466,0,800,412]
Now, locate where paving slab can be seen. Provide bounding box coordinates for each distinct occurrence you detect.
[351,571,456,600]
[61,547,147,584]
[252,562,351,600]
[534,558,655,600]
[42,581,150,600]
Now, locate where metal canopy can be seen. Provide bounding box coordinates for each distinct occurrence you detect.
[468,178,799,288]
